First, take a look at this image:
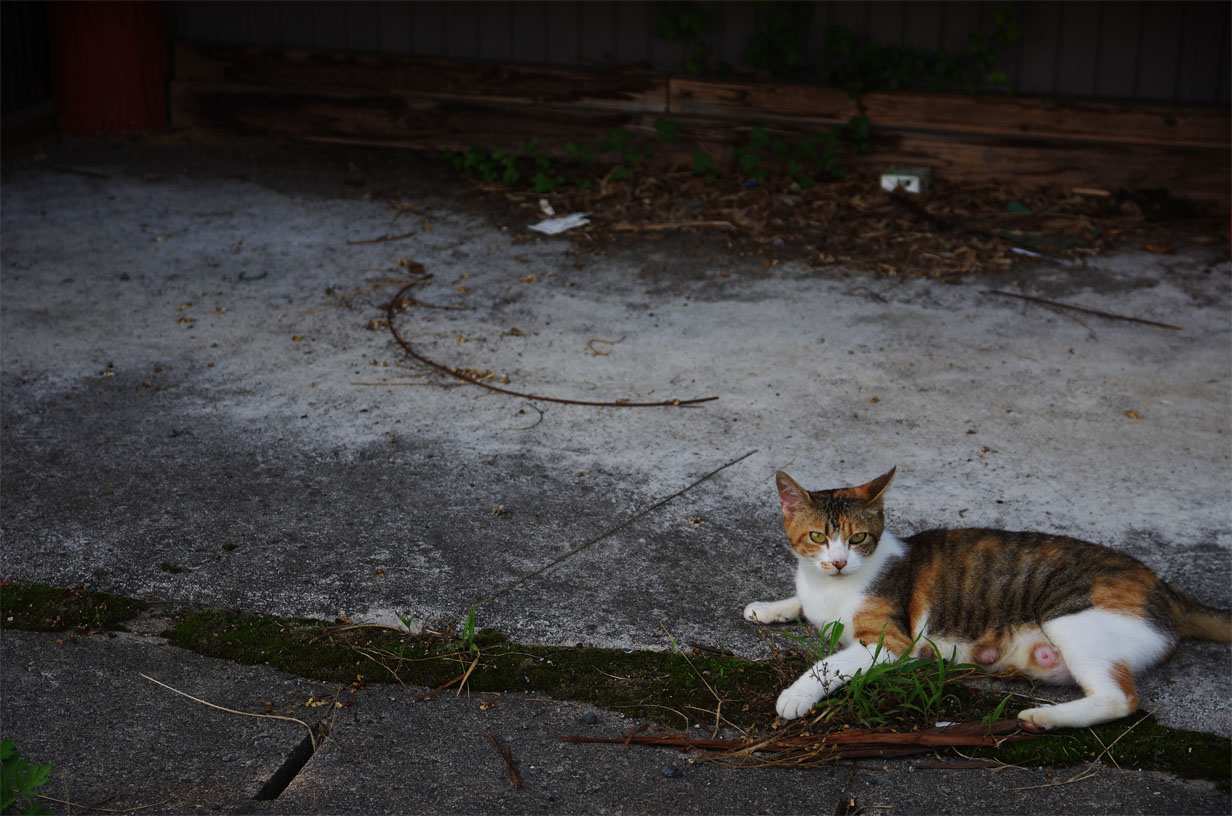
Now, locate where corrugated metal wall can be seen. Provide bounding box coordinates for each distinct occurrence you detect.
[167,1,1230,105]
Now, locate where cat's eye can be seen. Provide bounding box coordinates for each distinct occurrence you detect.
[808,531,825,544]
[849,532,868,545]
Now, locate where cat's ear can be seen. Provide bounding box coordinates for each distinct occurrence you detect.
[852,466,896,505]
[775,471,811,520]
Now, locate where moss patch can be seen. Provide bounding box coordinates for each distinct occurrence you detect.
[0,582,142,632]
[972,715,1231,787]
[162,607,788,730]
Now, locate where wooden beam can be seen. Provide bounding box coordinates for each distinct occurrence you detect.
[174,45,667,114]
[669,78,1230,149]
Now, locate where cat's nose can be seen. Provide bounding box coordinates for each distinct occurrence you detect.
[831,557,847,571]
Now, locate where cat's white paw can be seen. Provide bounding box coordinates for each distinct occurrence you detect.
[742,598,800,624]
[776,684,822,720]
[743,602,775,623]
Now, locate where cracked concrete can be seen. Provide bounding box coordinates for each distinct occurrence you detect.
[2,135,1229,813]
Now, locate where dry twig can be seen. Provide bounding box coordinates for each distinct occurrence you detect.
[485,732,522,789]
[465,449,756,614]
[561,719,1035,768]
[140,673,317,750]
[346,230,417,245]
[384,280,718,408]
[36,793,172,813]
[985,290,1181,331]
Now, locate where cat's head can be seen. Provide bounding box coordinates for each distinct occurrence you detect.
[775,467,896,576]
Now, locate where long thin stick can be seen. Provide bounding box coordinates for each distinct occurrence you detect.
[140,674,316,750]
[385,282,719,407]
[985,290,1181,331]
[36,794,172,813]
[347,230,417,245]
[468,450,757,612]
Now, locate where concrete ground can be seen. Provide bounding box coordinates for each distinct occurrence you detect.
[2,135,1229,814]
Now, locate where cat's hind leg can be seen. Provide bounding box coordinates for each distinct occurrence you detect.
[743,596,802,624]
[1016,609,1172,731]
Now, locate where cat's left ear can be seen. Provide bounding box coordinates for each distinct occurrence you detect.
[852,466,896,505]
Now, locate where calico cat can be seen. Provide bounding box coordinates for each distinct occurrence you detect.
[743,468,1232,730]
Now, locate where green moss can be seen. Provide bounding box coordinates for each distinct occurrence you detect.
[971,714,1231,788]
[0,582,141,632]
[162,608,785,729]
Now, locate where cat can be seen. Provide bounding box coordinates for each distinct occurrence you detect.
[743,468,1232,730]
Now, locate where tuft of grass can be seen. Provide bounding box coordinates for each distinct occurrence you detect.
[778,621,977,729]
[0,583,141,633]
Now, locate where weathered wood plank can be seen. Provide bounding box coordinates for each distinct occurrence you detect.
[170,81,635,152]
[669,78,857,124]
[670,77,1230,148]
[174,45,666,112]
[174,45,1228,149]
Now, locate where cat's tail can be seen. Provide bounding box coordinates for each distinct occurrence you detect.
[1168,585,1232,643]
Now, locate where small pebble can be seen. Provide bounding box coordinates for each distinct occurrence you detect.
[661,764,682,778]
[581,711,597,725]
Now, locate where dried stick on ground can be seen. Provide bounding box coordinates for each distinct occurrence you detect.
[560,719,1035,768]
[985,290,1182,331]
[384,281,718,408]
[141,673,317,750]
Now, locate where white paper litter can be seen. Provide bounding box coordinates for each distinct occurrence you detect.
[538,198,556,216]
[528,212,591,235]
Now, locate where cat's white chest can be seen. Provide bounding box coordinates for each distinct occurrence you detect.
[794,532,905,640]
[795,566,869,631]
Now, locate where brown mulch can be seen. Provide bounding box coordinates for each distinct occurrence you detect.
[493,171,1227,281]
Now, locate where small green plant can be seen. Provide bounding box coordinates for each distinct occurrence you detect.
[460,605,479,652]
[982,692,1014,734]
[778,619,845,663]
[690,150,717,180]
[731,126,846,185]
[845,114,871,154]
[598,128,632,155]
[653,117,684,145]
[1,740,50,816]
[564,141,596,165]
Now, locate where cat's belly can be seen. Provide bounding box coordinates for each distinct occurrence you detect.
[913,623,1073,685]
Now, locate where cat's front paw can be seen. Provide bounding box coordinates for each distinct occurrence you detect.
[776,684,822,720]
[742,598,801,624]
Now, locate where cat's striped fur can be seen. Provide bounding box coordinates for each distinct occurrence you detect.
[743,468,1232,729]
